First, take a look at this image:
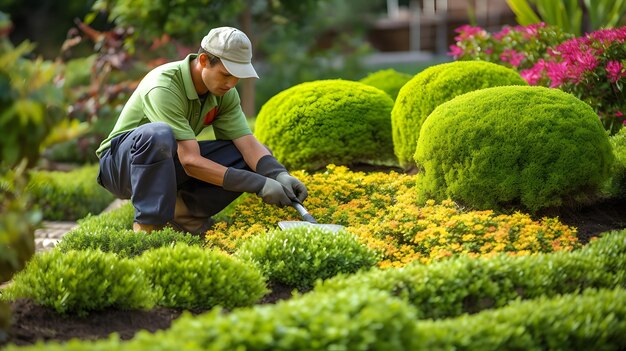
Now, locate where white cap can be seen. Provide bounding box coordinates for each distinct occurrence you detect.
[201,27,259,79]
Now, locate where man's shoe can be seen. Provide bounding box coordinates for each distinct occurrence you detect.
[133,222,164,233]
[168,217,215,236]
[168,194,214,236]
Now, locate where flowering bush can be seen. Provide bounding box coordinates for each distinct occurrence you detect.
[205,166,580,268]
[449,23,573,71]
[520,27,626,134]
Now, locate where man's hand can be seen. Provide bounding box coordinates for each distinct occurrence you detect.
[223,168,293,207]
[256,155,308,203]
[276,172,308,203]
[259,178,294,207]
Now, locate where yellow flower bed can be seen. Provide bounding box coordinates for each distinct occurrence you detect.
[205,165,580,267]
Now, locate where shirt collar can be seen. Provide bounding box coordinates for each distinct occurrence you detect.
[181,53,200,101]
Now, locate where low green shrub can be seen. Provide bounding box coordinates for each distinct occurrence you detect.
[129,288,418,350]
[254,79,395,171]
[71,200,134,232]
[135,243,268,309]
[315,230,626,319]
[2,249,155,315]
[57,202,202,258]
[27,164,115,221]
[416,85,614,212]
[358,68,412,100]
[412,288,626,350]
[58,227,203,259]
[235,226,378,290]
[391,60,527,169]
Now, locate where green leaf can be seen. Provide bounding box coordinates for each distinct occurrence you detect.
[506,0,542,26]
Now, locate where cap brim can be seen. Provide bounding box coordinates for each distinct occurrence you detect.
[221,59,259,79]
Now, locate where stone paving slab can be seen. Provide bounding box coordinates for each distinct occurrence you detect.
[33,199,127,253]
[34,221,78,252]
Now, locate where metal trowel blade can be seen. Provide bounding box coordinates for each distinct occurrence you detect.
[277,221,345,233]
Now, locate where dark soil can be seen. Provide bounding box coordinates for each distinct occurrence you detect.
[3,192,626,347]
[2,282,298,347]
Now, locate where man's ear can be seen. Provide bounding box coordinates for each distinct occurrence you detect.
[197,53,208,67]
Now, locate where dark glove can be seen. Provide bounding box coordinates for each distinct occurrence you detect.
[256,155,308,203]
[223,167,294,207]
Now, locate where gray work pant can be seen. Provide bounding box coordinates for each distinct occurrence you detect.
[97,122,247,225]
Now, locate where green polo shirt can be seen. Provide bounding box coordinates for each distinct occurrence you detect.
[96,54,251,158]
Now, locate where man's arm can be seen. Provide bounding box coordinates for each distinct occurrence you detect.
[177,139,227,185]
[176,137,294,207]
[176,134,270,184]
[232,134,272,171]
[234,134,309,203]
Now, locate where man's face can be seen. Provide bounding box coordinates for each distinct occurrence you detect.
[201,59,240,96]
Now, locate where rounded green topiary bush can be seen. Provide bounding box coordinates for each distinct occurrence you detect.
[254,79,395,171]
[391,61,528,169]
[415,85,614,212]
[235,226,379,290]
[359,68,413,100]
[606,127,626,198]
[135,243,268,309]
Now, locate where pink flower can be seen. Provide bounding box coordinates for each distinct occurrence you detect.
[500,48,526,67]
[520,59,546,85]
[517,23,546,39]
[448,44,464,58]
[590,27,626,45]
[454,25,486,41]
[493,27,511,40]
[606,60,625,82]
[545,62,569,87]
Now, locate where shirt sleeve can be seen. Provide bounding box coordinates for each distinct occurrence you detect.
[213,89,252,140]
[143,87,196,140]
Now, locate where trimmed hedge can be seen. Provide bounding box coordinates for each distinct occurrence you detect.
[130,288,419,351]
[411,288,626,350]
[391,61,527,169]
[314,230,626,319]
[359,68,412,100]
[135,243,268,309]
[1,249,155,315]
[27,165,115,221]
[235,226,378,290]
[6,288,626,350]
[57,202,202,258]
[254,79,395,171]
[415,85,614,212]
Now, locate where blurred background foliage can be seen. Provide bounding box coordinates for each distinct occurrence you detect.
[1,0,391,165]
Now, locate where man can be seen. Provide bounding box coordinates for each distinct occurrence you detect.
[96,27,307,234]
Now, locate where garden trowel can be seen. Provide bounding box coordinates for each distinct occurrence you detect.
[278,201,344,233]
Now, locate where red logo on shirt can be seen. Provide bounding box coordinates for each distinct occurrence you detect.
[204,107,218,125]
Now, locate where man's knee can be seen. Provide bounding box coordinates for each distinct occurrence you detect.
[134,122,176,158]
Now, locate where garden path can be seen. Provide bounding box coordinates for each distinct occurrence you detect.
[34,199,128,253]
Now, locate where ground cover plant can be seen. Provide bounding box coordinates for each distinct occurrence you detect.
[206,165,580,268]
